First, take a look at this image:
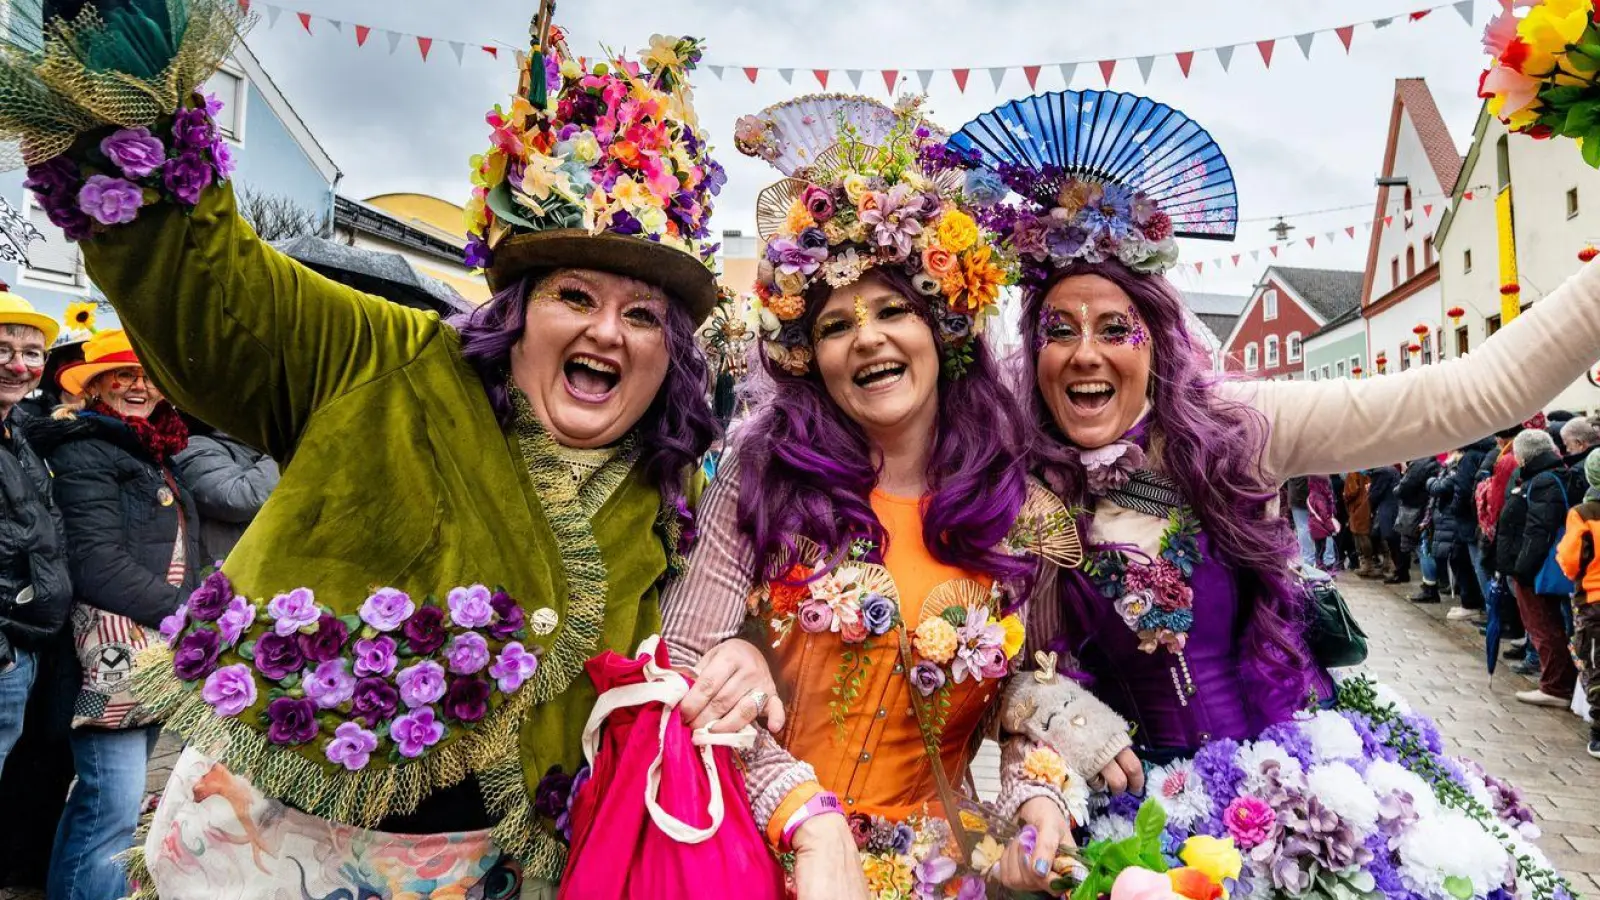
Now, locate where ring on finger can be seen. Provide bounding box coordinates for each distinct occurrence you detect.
[745,689,769,711]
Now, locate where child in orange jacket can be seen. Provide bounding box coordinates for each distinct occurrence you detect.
[1555,449,1600,758]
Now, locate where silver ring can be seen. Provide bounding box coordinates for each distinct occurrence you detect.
[745,689,769,711]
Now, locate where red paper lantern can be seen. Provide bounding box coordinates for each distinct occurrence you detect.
[1580,246,1598,262]
[1446,305,1465,323]
[1500,283,1521,295]
[1351,366,1364,376]
[1375,351,1388,363]
[1407,342,1422,354]
[1412,323,1431,336]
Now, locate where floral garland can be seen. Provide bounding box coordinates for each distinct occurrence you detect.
[1085,508,1202,654]
[159,571,552,770]
[25,94,236,241]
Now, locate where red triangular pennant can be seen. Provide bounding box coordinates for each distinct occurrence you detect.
[882,69,899,92]
[1384,215,1393,227]
[1231,254,1241,266]
[1024,65,1042,89]
[1307,236,1316,249]
[482,45,498,58]
[355,24,370,46]
[1196,261,1204,274]
[952,69,970,92]
[1336,25,1355,51]
[417,36,433,60]
[1410,9,1431,20]
[1098,59,1117,85]
[1345,225,1356,238]
[744,67,759,83]
[1270,245,1280,257]
[1464,191,1474,200]
[1175,51,1195,77]
[813,69,830,88]
[297,11,312,32]
[1424,204,1434,217]
[1257,39,1276,67]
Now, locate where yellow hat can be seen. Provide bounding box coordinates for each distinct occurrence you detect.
[57,329,142,396]
[0,284,61,347]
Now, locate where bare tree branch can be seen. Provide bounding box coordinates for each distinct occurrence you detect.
[237,187,330,242]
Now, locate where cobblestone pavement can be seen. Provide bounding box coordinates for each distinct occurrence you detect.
[4,574,1595,899]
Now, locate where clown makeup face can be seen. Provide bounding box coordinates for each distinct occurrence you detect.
[811,271,941,447]
[0,324,46,416]
[1035,274,1152,449]
[91,366,163,419]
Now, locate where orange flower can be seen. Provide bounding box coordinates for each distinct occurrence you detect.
[767,293,807,321]
[769,580,809,617]
[1168,867,1223,900]
[941,246,1006,314]
[922,246,958,278]
[611,140,643,168]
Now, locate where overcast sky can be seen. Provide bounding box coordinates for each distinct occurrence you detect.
[241,0,1490,297]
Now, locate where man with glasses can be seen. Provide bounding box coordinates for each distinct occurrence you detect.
[0,284,71,775]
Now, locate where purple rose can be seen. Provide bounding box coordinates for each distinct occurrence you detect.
[446,632,491,675]
[534,765,575,818]
[800,184,836,221]
[351,677,400,725]
[796,226,829,252]
[99,126,166,178]
[186,570,233,621]
[391,707,445,758]
[173,627,222,681]
[202,92,225,117]
[447,585,495,629]
[324,721,378,772]
[861,593,895,636]
[488,590,525,641]
[443,676,491,723]
[298,614,350,663]
[77,175,144,226]
[252,631,305,681]
[162,151,215,206]
[209,138,236,178]
[797,600,834,634]
[359,587,415,632]
[489,642,540,693]
[23,156,81,201]
[266,587,320,636]
[910,661,946,696]
[200,663,257,717]
[172,107,216,149]
[973,644,1009,680]
[396,660,447,709]
[403,605,447,654]
[303,658,356,709]
[463,234,492,269]
[217,596,257,646]
[158,604,188,644]
[352,636,398,677]
[265,696,318,745]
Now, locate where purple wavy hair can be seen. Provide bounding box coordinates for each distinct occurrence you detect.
[735,267,1032,586]
[1019,259,1314,728]
[453,271,718,534]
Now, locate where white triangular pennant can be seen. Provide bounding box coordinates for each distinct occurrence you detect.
[707,64,724,79]
[1215,45,1235,72]
[778,68,794,84]
[1058,62,1077,86]
[385,29,402,54]
[988,67,1008,90]
[846,69,863,89]
[1374,16,1394,28]
[264,4,281,27]
[1325,231,1335,243]
[326,18,342,32]
[917,69,934,91]
[449,40,465,64]
[1454,0,1474,24]
[1295,32,1315,58]
[1250,249,1260,262]
[1136,55,1155,82]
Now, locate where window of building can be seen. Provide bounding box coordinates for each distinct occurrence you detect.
[1424,236,1434,267]
[1287,332,1302,362]
[1456,325,1469,357]
[1421,333,1433,365]
[20,197,85,288]
[1405,246,1416,279]
[1496,134,1510,189]
[1309,370,1319,382]
[1262,288,1279,321]
[1244,343,1259,371]
[1265,335,1280,368]
[1486,314,1503,337]
[1568,187,1580,219]
[1336,359,1347,377]
[1391,256,1400,287]
[1463,248,1472,273]
[1350,355,1361,374]
[203,66,247,142]
[1400,342,1411,371]
[1404,187,1414,227]
[1321,364,1331,380]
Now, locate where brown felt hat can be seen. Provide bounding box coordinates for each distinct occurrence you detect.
[486,230,720,325]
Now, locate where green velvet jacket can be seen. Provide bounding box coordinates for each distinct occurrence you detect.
[99,184,680,876]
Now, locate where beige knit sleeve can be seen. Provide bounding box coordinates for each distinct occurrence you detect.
[659,453,760,667]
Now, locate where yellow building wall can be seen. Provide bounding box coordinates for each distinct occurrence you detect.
[364,193,489,304]
[1496,187,1519,324]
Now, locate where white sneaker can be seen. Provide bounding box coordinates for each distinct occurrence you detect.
[1515,689,1571,708]
[1446,607,1479,621]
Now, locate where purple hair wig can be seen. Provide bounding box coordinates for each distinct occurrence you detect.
[452,272,718,533]
[734,267,1032,585]
[1019,259,1313,726]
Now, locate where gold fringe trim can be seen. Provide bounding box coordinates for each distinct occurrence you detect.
[480,757,568,881]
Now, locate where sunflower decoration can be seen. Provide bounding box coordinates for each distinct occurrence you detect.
[63,301,98,335]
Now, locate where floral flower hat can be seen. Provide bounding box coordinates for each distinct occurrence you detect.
[737,94,1016,379]
[464,24,726,322]
[937,90,1239,288]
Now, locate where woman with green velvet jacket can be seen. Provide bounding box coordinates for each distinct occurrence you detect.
[1,3,768,896]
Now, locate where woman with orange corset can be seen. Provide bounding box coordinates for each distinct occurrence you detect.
[662,96,1142,900]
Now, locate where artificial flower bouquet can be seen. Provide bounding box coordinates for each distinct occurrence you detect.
[1479,0,1600,165]
[1064,798,1240,900]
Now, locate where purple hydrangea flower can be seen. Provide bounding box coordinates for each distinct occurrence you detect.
[391,706,445,758]
[403,605,447,654]
[448,585,495,629]
[324,721,379,772]
[352,636,398,678]
[186,571,233,621]
[446,632,491,675]
[963,169,1008,208]
[266,587,320,636]
[252,631,305,681]
[200,663,257,717]
[216,595,257,646]
[158,603,188,644]
[351,676,400,725]
[77,175,144,226]
[209,138,236,178]
[489,642,540,693]
[360,587,415,632]
[488,590,525,641]
[264,696,318,745]
[99,126,166,179]
[298,614,350,663]
[396,660,447,708]
[161,151,215,206]
[443,676,491,723]
[173,627,222,681]
[303,658,356,709]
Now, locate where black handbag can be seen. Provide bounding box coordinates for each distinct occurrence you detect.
[1305,576,1369,668]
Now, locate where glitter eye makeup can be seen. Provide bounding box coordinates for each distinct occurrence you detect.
[1035,307,1078,350]
[854,295,870,331]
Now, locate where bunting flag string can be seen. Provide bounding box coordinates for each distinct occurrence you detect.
[242,0,1474,83]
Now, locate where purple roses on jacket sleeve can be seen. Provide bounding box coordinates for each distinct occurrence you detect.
[298,614,350,663]
[403,605,447,654]
[77,175,144,226]
[100,127,166,178]
[173,627,222,681]
[252,631,305,681]
[391,707,445,758]
[324,721,379,771]
[200,664,257,717]
[360,588,415,632]
[186,571,234,621]
[265,697,319,745]
[444,677,491,723]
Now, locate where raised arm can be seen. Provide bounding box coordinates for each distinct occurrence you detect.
[1226,261,1600,480]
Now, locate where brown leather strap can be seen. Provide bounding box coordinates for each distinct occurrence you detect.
[895,627,976,861]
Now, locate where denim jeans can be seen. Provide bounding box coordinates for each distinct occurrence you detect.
[0,645,36,775]
[1469,542,1495,605]
[1419,538,1439,584]
[1291,507,1316,566]
[48,726,160,900]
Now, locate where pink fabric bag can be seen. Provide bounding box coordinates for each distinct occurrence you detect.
[559,636,785,900]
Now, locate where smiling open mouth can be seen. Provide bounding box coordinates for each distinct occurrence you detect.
[1066,381,1115,413]
[853,361,906,390]
[563,354,621,401]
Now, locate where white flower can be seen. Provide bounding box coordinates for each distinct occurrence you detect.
[1148,760,1213,830]
[1449,760,1498,813]
[1369,681,1415,715]
[1307,762,1380,835]
[1302,710,1363,762]
[1363,759,1440,818]
[1236,740,1305,794]
[1396,810,1512,900]
[1086,811,1135,844]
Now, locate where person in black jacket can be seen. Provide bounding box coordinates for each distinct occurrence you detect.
[0,290,71,778]
[1438,438,1496,622]
[1504,428,1579,709]
[27,331,200,900]
[1396,455,1443,596]
[1368,465,1403,580]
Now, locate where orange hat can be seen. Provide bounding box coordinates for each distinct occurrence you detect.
[56,329,142,396]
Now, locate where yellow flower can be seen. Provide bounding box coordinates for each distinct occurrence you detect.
[970,834,1006,874]
[913,617,958,664]
[470,150,507,189]
[464,194,489,234]
[64,301,97,333]
[1506,102,1544,131]
[862,854,914,895]
[958,809,988,834]
[1020,745,1069,788]
[636,206,668,234]
[611,176,660,211]
[643,34,683,73]
[1056,181,1096,218]
[999,614,1026,659]
[1517,0,1589,74]
[1180,835,1243,886]
[774,271,807,298]
[823,219,851,244]
[784,199,815,235]
[559,58,582,80]
[842,173,871,206]
[936,210,979,252]
[519,154,566,202]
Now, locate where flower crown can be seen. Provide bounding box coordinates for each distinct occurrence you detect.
[741,96,1015,379]
[463,33,725,280]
